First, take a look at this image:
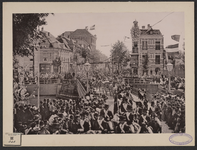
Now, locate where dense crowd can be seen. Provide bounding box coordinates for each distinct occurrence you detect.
[160,94,185,133]
[13,67,185,134]
[13,78,185,135]
[147,75,185,91]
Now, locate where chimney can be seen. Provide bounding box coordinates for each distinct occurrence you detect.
[48,32,50,36]
[41,27,44,31]
[142,26,145,29]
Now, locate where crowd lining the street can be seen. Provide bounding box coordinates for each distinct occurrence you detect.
[13,71,185,134]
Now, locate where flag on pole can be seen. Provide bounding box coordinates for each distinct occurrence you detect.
[124,36,130,41]
[125,36,130,39]
[165,44,179,52]
[171,35,180,42]
[90,25,95,30]
[166,44,179,49]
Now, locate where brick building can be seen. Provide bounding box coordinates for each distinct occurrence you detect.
[60,29,97,51]
[130,20,164,76]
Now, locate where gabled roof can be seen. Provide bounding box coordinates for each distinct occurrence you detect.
[140,29,162,35]
[57,36,75,49]
[39,31,71,51]
[70,29,95,38]
[60,31,73,37]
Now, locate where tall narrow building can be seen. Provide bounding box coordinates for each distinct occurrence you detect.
[130,20,164,76]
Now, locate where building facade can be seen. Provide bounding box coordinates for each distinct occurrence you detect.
[16,29,73,75]
[34,30,72,74]
[60,29,97,51]
[130,20,164,76]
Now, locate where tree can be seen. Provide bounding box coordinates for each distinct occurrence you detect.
[89,49,108,63]
[89,49,100,63]
[110,41,128,71]
[13,13,51,56]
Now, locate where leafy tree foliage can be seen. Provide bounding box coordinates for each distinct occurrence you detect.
[89,49,108,63]
[73,45,107,64]
[110,40,128,71]
[13,13,50,56]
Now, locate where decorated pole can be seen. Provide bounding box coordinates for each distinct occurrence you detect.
[37,45,40,109]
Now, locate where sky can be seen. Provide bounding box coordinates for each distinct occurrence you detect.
[42,12,184,57]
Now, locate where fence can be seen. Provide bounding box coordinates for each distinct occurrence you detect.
[124,77,153,84]
[25,78,60,85]
[131,83,159,95]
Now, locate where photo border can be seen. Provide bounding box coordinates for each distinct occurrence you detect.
[3,2,195,146]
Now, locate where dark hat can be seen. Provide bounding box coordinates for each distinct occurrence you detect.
[104,104,109,108]
[127,105,133,111]
[118,94,122,99]
[94,112,99,117]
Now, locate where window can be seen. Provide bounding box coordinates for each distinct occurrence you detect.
[149,39,154,44]
[49,53,52,61]
[132,42,138,53]
[40,64,51,73]
[53,66,58,73]
[155,55,160,64]
[142,41,148,50]
[43,53,48,61]
[155,41,160,50]
[142,55,146,64]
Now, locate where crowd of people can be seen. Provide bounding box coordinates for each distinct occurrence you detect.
[13,78,185,135]
[147,74,185,91]
[13,66,185,135]
[160,93,185,133]
[14,92,113,134]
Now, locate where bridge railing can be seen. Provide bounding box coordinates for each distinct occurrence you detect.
[124,78,153,84]
[25,78,60,85]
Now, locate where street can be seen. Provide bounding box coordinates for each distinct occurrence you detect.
[105,93,173,133]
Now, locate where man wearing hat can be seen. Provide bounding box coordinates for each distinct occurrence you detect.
[139,109,152,133]
[90,112,102,133]
[100,104,113,121]
[100,104,114,133]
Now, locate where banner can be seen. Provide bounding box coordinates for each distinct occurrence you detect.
[171,35,180,42]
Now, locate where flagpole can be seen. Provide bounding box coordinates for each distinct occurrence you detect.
[37,28,40,110]
[37,49,40,109]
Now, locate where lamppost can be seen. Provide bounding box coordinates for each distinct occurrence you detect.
[167,62,173,93]
[84,60,91,93]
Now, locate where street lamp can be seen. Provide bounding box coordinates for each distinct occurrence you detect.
[84,60,91,93]
[167,62,173,93]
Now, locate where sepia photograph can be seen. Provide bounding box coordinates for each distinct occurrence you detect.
[3,2,194,146]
